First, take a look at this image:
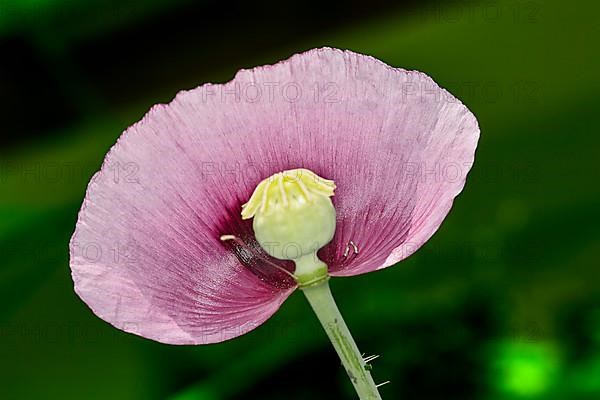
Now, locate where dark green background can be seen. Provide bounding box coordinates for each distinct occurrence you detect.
[1,0,598,398]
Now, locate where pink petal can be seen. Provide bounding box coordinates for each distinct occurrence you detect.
[70,48,478,343]
[70,117,295,345]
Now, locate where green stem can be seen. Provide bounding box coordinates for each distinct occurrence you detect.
[301,279,383,400]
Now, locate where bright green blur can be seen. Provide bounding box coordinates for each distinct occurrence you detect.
[492,342,560,397]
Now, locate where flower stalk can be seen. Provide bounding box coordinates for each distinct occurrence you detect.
[300,277,383,400]
[242,168,383,398]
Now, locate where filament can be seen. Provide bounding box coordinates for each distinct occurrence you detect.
[220,234,296,280]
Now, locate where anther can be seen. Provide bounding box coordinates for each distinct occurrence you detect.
[343,240,359,257]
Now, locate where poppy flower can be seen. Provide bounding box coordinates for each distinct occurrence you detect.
[70,47,479,398]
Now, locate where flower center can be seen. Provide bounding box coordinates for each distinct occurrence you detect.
[241,168,336,287]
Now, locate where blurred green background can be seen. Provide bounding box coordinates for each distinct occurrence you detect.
[1,0,598,398]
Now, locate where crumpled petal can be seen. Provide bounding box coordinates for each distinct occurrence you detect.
[70,109,295,345]
[70,47,478,344]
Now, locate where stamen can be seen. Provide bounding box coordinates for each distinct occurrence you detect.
[220,234,296,280]
[343,240,360,257]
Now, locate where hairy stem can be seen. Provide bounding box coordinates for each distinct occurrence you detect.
[301,280,383,400]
